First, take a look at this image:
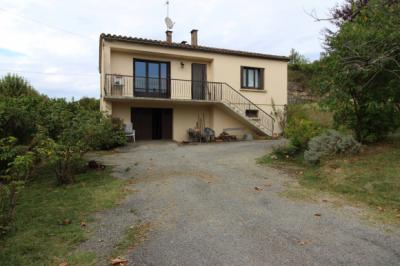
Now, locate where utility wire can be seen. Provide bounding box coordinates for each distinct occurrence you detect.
[0,7,93,40]
[0,69,98,77]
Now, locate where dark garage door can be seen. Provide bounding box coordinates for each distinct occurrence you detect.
[131,108,172,140]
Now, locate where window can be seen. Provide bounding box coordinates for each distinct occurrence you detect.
[134,59,170,97]
[241,67,264,89]
[245,110,259,118]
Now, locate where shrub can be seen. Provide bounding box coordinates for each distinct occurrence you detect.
[34,132,86,185]
[0,138,35,237]
[270,143,300,160]
[304,130,361,165]
[285,118,324,150]
[0,97,43,144]
[0,181,24,237]
[71,112,126,151]
[271,99,287,135]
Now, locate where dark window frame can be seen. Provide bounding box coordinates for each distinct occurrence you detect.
[240,66,264,90]
[133,58,171,98]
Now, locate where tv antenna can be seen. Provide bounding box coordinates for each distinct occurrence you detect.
[164,1,175,30]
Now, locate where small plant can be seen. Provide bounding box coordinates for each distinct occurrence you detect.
[0,180,24,237]
[0,137,35,237]
[270,144,300,160]
[271,99,287,135]
[304,130,361,165]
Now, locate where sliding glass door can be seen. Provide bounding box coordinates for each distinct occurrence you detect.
[134,59,170,98]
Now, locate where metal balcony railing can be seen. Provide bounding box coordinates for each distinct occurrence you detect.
[104,74,275,135]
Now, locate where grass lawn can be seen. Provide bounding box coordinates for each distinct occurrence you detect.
[0,167,127,266]
[259,140,400,223]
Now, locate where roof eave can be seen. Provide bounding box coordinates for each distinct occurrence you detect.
[99,33,290,62]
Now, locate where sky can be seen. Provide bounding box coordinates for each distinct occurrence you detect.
[0,0,342,99]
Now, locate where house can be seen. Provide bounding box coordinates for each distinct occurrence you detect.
[99,30,288,141]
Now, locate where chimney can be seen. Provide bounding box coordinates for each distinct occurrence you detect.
[191,29,198,46]
[166,30,172,43]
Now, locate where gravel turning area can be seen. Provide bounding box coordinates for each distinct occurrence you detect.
[80,140,400,266]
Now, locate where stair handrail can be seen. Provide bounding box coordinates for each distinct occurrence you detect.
[221,82,275,135]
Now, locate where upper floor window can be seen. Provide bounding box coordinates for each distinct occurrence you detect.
[241,67,264,89]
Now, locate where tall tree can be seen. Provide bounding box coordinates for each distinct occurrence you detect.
[288,48,309,68]
[0,74,39,97]
[313,0,400,143]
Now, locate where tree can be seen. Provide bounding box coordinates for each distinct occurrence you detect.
[76,97,100,112]
[313,0,400,143]
[0,74,39,97]
[288,48,309,69]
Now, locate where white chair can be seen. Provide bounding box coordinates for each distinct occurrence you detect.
[124,122,136,143]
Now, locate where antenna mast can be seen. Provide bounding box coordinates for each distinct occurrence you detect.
[164,0,175,30]
[166,0,170,17]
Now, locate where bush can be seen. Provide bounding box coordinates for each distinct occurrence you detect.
[304,130,361,165]
[284,104,331,151]
[0,97,43,144]
[285,118,325,150]
[69,111,126,151]
[34,131,86,185]
[270,144,300,160]
[0,181,23,237]
[0,137,35,237]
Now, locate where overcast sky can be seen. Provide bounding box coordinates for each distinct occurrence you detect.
[0,0,341,99]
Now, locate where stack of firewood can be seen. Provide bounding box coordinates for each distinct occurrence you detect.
[215,132,237,142]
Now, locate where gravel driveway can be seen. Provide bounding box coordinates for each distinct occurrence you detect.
[80,140,400,266]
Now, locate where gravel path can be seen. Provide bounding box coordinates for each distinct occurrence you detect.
[79,140,400,266]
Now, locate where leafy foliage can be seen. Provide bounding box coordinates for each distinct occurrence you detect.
[313,0,400,143]
[0,137,35,236]
[0,96,43,143]
[328,0,398,26]
[288,48,309,70]
[0,74,127,235]
[286,119,325,150]
[76,97,100,112]
[285,105,327,150]
[34,132,86,185]
[270,144,300,160]
[0,74,39,97]
[304,130,361,165]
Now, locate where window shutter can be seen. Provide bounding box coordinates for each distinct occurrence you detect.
[260,68,265,90]
[240,66,244,88]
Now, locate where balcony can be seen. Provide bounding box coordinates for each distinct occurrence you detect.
[103,74,275,136]
[104,74,224,101]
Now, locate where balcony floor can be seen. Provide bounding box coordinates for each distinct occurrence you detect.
[103,95,219,106]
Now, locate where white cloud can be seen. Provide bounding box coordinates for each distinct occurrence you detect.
[0,0,343,98]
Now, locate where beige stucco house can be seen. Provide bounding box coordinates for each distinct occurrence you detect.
[99,30,288,142]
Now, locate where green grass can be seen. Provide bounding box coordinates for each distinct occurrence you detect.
[260,142,400,223]
[0,168,127,266]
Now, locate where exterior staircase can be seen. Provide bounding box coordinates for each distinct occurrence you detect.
[217,83,275,136]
